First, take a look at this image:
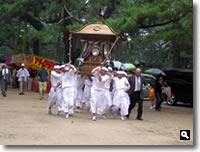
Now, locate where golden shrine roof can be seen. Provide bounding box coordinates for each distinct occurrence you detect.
[71,23,118,36]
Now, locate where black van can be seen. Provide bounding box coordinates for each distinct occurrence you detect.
[164,68,193,106]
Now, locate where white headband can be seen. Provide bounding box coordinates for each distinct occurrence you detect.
[54,65,60,69]
[123,71,128,76]
[60,65,65,68]
[108,67,112,71]
[65,66,70,71]
[117,71,125,75]
[101,67,108,72]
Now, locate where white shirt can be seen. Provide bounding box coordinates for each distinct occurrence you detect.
[114,77,129,90]
[50,71,62,88]
[92,72,99,87]
[74,75,85,89]
[134,75,141,91]
[16,68,30,82]
[104,75,113,89]
[84,78,92,87]
[60,69,76,88]
[2,68,9,79]
[21,70,25,77]
[92,71,109,90]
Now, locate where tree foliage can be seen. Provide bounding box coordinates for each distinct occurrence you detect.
[0,0,192,68]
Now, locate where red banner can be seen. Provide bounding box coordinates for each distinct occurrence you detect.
[6,54,57,71]
[32,56,57,71]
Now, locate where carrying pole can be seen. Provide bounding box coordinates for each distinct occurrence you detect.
[68,34,72,64]
[102,36,120,65]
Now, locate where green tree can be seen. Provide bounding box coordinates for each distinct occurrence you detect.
[0,0,193,68]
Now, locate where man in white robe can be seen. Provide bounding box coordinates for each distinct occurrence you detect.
[112,71,131,120]
[56,65,65,115]
[54,64,76,119]
[105,67,114,105]
[101,67,113,119]
[90,66,109,121]
[82,75,92,110]
[47,65,62,115]
[74,73,85,113]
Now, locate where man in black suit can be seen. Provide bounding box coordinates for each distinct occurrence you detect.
[127,68,146,120]
[1,65,9,97]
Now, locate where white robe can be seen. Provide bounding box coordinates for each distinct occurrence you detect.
[82,78,92,108]
[56,87,63,112]
[60,69,76,113]
[103,75,113,108]
[74,75,85,108]
[47,71,62,111]
[113,77,130,116]
[90,72,109,114]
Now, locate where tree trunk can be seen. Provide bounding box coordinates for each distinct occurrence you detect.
[63,27,70,63]
[56,32,61,61]
[21,12,44,56]
[23,22,28,54]
[62,3,71,63]
[33,38,40,56]
[172,48,181,68]
[14,21,21,54]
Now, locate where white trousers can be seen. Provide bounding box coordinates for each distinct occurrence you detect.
[104,89,113,107]
[56,88,63,112]
[62,87,75,113]
[112,90,130,116]
[74,87,83,108]
[97,89,112,115]
[90,87,104,114]
[47,87,57,109]
[82,85,91,108]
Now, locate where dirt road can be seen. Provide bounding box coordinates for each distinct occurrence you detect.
[0,88,193,145]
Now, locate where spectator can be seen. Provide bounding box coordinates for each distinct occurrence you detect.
[36,65,48,100]
[16,63,30,95]
[12,66,17,88]
[149,84,156,109]
[155,75,165,111]
[1,65,9,97]
[162,81,173,104]
[127,68,146,120]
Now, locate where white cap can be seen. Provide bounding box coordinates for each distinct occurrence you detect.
[101,67,108,72]
[117,71,125,75]
[108,67,112,71]
[54,65,60,69]
[123,71,128,76]
[65,66,70,71]
[21,63,25,66]
[60,65,65,68]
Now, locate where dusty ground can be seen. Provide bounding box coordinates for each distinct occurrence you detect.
[0,88,193,145]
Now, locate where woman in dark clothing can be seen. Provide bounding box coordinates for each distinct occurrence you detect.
[154,75,164,111]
